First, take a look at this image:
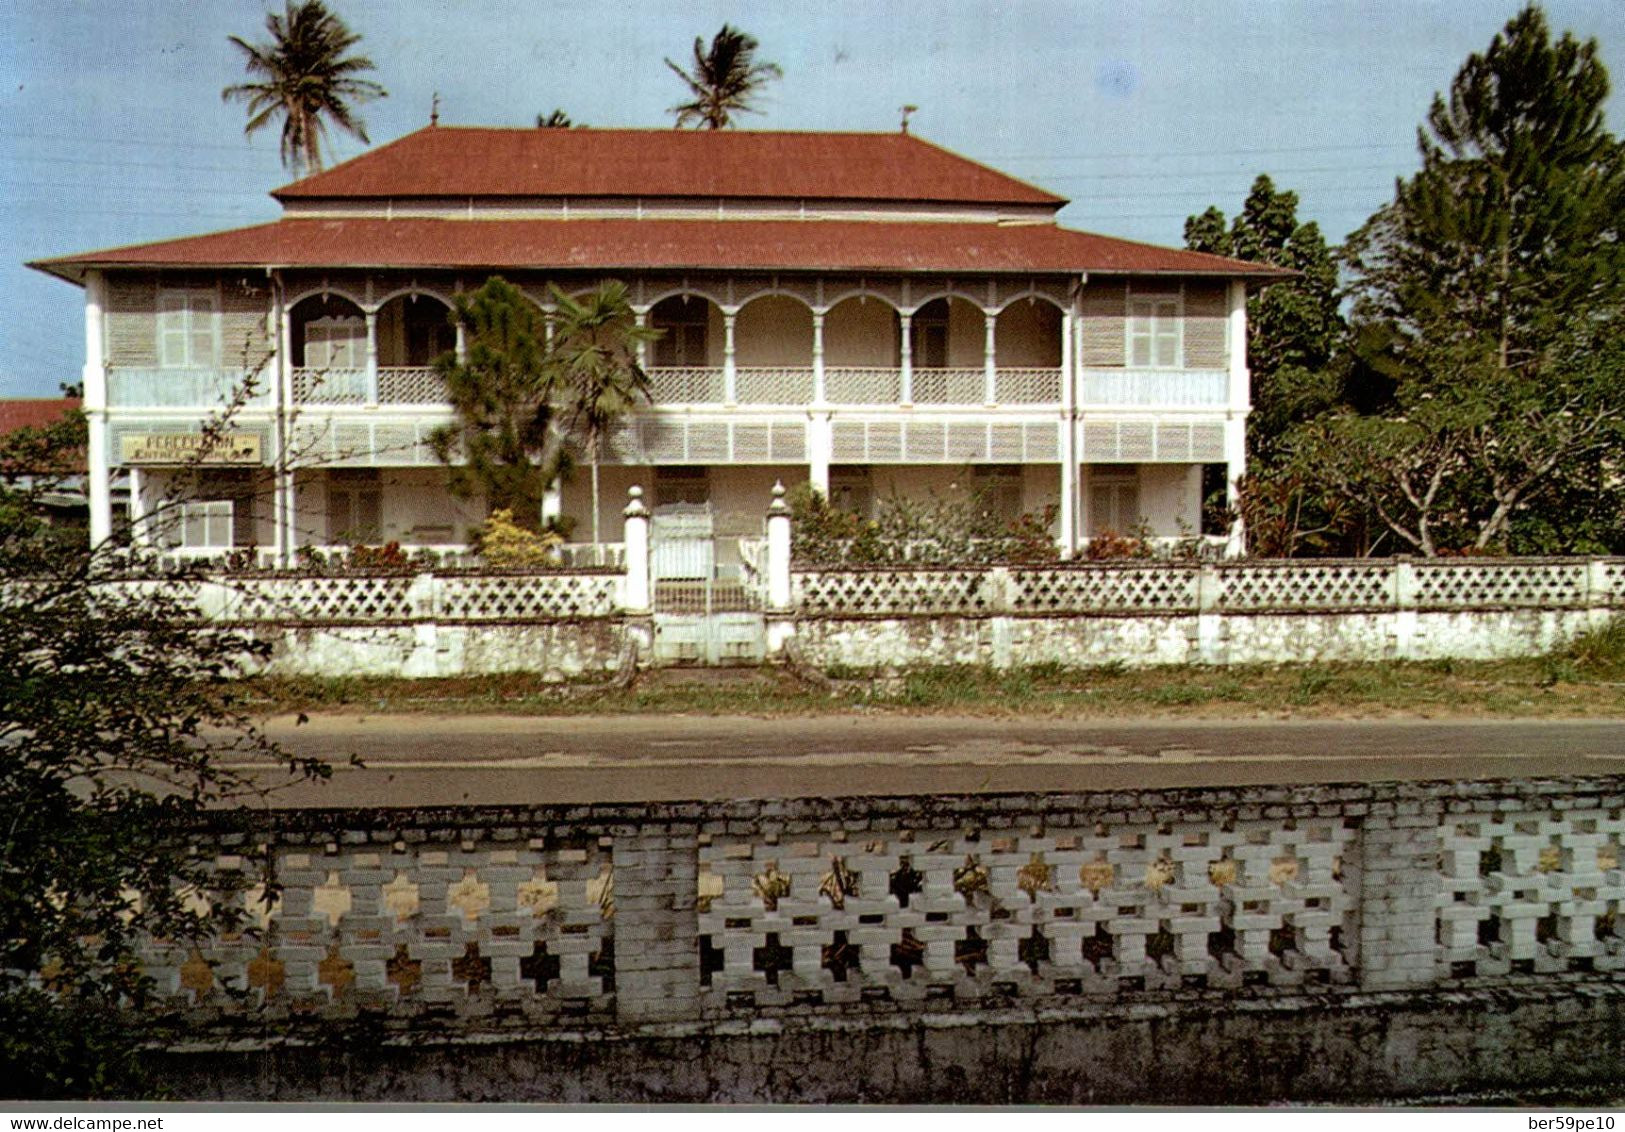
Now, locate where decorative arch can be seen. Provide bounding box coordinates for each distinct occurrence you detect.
[995,296,1064,368]
[908,295,984,370]
[818,286,903,316]
[903,288,990,316]
[735,293,814,368]
[822,293,901,369]
[639,285,729,313]
[288,292,365,369]
[731,282,818,311]
[648,293,724,368]
[994,290,1067,315]
[370,283,457,311]
[285,284,367,312]
[375,291,455,368]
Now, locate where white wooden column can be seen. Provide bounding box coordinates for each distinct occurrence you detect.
[983,311,998,405]
[807,415,832,495]
[632,306,649,367]
[1058,306,1075,559]
[811,310,826,407]
[364,309,379,404]
[722,308,738,405]
[274,281,295,566]
[898,312,913,406]
[1225,280,1249,558]
[126,466,146,546]
[83,270,112,548]
[1227,280,1249,410]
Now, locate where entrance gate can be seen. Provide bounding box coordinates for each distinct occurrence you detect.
[650,504,765,665]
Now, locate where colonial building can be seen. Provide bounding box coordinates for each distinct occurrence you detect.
[30,127,1287,563]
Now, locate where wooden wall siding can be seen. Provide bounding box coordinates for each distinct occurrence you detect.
[107,275,159,366]
[1079,281,1126,367]
[221,285,272,369]
[1182,281,1228,369]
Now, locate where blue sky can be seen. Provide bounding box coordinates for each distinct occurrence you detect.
[3,0,1621,397]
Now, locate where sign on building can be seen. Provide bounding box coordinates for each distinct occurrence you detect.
[119,432,262,465]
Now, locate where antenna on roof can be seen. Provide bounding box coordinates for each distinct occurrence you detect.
[430,92,440,127]
[899,105,918,135]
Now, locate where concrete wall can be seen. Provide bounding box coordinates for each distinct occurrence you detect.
[791,606,1602,669]
[138,776,1625,1103]
[155,983,1625,1104]
[264,619,627,679]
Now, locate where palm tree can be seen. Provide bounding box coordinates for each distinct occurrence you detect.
[537,108,575,128]
[665,24,782,129]
[549,283,659,547]
[223,0,386,176]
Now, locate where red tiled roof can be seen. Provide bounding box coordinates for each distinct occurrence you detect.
[32,218,1291,282]
[272,127,1068,207]
[0,398,81,434]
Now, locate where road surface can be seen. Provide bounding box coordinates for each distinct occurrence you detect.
[232,714,1625,807]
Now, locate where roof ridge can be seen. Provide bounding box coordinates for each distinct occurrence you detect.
[270,127,1068,206]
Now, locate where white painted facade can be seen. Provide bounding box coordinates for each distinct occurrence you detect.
[80,266,1251,562]
[54,135,1266,563]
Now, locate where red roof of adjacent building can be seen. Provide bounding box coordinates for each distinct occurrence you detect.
[0,398,81,434]
[31,217,1292,282]
[272,127,1068,207]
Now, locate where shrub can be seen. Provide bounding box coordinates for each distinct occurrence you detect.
[475,509,563,568]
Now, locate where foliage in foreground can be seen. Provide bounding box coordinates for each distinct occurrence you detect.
[0,411,328,1099]
[787,483,1060,566]
[431,276,654,536]
[1193,6,1625,558]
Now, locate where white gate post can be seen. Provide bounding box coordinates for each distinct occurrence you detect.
[767,481,792,611]
[765,481,795,658]
[623,486,651,614]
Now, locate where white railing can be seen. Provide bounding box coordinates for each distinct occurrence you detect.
[825,367,903,405]
[107,368,272,409]
[195,569,622,623]
[648,367,725,404]
[292,367,368,404]
[911,368,987,405]
[735,367,816,405]
[1082,368,1229,406]
[996,367,1064,404]
[793,558,1623,617]
[378,367,446,405]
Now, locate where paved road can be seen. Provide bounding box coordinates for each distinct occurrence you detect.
[235,714,1625,807]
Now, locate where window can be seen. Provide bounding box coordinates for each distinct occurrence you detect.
[1128,297,1181,369]
[327,469,383,544]
[157,290,218,368]
[973,464,1024,524]
[654,466,709,507]
[911,300,950,368]
[162,500,234,549]
[303,316,364,368]
[1088,468,1141,537]
[829,466,873,518]
[652,304,710,366]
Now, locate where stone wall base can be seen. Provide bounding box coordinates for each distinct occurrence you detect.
[152,981,1625,1104]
